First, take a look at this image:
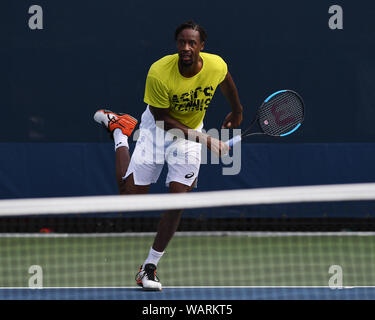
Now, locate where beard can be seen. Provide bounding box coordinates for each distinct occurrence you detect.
[181,60,193,67]
[179,54,194,67]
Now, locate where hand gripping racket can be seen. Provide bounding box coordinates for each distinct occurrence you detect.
[226,90,305,147]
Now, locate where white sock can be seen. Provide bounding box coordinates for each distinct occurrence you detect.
[113,128,129,151]
[143,247,164,269]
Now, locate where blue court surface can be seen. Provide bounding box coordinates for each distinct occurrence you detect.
[1,287,375,300]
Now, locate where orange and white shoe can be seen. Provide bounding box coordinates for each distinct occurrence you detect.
[135,264,162,291]
[93,109,138,137]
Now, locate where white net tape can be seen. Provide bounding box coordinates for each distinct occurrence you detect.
[0,183,374,216]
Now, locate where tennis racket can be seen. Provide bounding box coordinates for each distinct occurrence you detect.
[226,89,305,147]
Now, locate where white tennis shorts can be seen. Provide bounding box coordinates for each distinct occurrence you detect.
[124,106,202,187]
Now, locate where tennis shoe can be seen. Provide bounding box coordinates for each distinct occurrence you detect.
[93,109,138,137]
[135,263,162,291]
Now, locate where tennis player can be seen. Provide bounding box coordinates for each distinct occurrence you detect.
[94,21,243,290]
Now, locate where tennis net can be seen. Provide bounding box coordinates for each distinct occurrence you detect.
[1,183,375,300]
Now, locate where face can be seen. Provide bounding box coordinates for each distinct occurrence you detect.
[176,28,204,67]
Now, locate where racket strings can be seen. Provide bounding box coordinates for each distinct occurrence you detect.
[258,91,304,136]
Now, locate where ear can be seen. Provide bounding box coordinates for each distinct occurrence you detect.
[200,41,205,51]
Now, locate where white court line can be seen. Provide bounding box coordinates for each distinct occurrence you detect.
[1,286,375,289]
[0,231,375,238]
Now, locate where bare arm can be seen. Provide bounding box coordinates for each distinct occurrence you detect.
[219,72,243,128]
[149,106,193,139]
[149,106,229,156]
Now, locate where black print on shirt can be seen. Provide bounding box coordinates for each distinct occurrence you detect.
[171,86,214,112]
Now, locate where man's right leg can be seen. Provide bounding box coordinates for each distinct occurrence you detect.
[93,109,140,194]
[115,147,150,195]
[115,142,163,290]
[94,109,163,290]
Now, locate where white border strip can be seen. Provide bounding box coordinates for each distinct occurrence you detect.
[0,231,375,238]
[0,183,375,216]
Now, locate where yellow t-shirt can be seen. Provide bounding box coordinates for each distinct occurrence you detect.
[144,52,228,129]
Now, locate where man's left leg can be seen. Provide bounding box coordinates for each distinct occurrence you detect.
[136,180,195,291]
[137,134,201,290]
[142,138,201,269]
[152,180,195,252]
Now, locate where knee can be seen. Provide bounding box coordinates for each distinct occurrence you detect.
[169,179,196,194]
[121,180,137,195]
[122,174,150,195]
[119,181,127,195]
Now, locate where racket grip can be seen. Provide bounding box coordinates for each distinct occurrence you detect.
[226,135,242,147]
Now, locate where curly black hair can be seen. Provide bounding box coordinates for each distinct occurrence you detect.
[174,20,207,43]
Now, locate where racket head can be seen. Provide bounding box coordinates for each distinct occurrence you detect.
[257,90,305,137]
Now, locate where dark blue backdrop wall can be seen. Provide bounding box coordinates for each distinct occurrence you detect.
[2,1,375,217]
[1,142,375,218]
[3,0,375,143]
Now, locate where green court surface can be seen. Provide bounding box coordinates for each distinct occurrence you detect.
[1,234,374,287]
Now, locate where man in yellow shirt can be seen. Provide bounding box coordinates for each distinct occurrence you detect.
[94,21,243,290]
